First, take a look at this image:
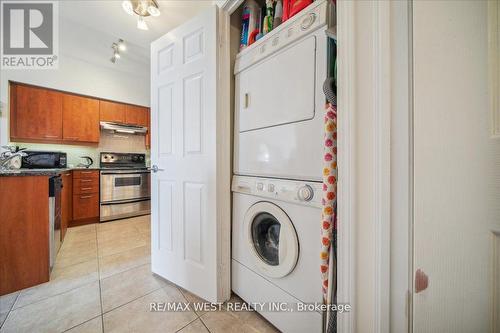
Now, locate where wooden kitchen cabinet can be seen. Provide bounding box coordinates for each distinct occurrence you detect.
[72,193,99,221]
[0,176,49,295]
[62,94,100,143]
[10,83,63,142]
[71,170,99,225]
[100,100,126,123]
[61,171,72,241]
[9,82,150,147]
[73,177,99,194]
[125,105,149,126]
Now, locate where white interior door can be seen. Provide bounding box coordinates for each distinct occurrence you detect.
[413,1,500,332]
[150,6,230,303]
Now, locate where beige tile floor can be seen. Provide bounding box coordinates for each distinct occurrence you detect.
[0,215,279,333]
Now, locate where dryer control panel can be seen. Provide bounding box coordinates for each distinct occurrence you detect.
[232,175,323,208]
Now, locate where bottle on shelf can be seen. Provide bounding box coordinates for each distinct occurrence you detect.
[263,0,274,35]
[274,0,283,28]
[239,0,260,51]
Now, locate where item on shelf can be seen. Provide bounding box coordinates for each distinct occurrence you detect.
[239,0,260,50]
[282,0,312,22]
[288,0,312,18]
[248,29,259,45]
[263,0,274,35]
[274,0,283,28]
[282,0,290,22]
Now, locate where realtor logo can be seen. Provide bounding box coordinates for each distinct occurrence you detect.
[1,1,58,69]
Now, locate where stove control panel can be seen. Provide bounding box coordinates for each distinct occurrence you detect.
[100,152,146,168]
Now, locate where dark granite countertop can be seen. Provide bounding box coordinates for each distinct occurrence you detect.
[0,167,101,177]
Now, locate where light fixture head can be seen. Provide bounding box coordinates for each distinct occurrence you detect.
[137,17,148,31]
[147,5,160,17]
[114,52,121,59]
[122,0,134,15]
[122,0,160,29]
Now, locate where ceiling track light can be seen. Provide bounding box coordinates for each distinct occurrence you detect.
[122,0,160,30]
[110,39,126,63]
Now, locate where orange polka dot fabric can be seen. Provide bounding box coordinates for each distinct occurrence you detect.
[320,103,337,303]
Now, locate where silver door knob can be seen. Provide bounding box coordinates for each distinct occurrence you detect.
[151,165,164,173]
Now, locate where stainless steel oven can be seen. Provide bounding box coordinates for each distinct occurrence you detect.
[99,153,150,222]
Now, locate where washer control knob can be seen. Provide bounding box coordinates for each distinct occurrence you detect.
[268,184,275,192]
[297,185,314,201]
[257,183,264,191]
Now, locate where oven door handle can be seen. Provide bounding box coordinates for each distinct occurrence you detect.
[100,171,151,175]
[100,197,151,205]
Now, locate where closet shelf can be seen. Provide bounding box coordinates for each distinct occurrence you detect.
[236,0,329,60]
[234,0,331,74]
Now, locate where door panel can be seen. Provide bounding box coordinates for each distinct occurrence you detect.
[151,6,225,303]
[61,172,72,241]
[10,84,62,141]
[413,1,500,332]
[100,100,126,123]
[183,182,204,265]
[183,74,203,154]
[62,95,100,143]
[125,105,149,126]
[72,193,99,220]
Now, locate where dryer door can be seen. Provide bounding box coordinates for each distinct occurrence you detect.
[236,36,317,132]
[244,202,299,278]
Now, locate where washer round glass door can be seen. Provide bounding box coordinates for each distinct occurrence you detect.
[244,202,299,278]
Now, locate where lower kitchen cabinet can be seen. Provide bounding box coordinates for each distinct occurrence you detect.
[0,176,50,295]
[61,171,72,241]
[71,170,99,225]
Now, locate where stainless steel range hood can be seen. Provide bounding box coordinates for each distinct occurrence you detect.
[100,122,147,135]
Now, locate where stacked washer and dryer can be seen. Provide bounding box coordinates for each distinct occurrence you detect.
[231,1,335,332]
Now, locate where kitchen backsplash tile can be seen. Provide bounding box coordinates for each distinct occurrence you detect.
[11,131,149,168]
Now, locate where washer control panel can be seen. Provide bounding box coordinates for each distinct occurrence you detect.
[232,175,322,208]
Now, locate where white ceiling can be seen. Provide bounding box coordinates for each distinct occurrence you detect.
[60,1,213,50]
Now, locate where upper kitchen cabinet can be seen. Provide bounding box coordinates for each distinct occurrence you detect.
[62,94,100,143]
[100,100,126,123]
[125,105,149,127]
[9,82,149,146]
[10,83,63,142]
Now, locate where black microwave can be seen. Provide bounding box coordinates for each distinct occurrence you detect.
[21,151,67,169]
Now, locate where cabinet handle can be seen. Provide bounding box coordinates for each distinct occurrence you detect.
[81,187,92,191]
[80,195,92,199]
[65,136,79,140]
[80,171,92,174]
[244,93,249,109]
[65,173,71,176]
[44,135,58,138]
[80,179,92,182]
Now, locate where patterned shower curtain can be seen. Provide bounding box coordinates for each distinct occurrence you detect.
[320,102,337,302]
[320,102,337,333]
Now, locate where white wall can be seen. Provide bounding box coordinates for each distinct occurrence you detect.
[413,1,500,331]
[0,17,150,153]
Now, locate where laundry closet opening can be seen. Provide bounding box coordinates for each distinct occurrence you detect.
[226,1,337,332]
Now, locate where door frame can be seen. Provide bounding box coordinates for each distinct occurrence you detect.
[219,0,413,331]
[336,1,414,332]
[219,0,360,330]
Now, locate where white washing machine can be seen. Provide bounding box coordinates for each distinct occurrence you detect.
[232,175,323,332]
[233,0,334,182]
